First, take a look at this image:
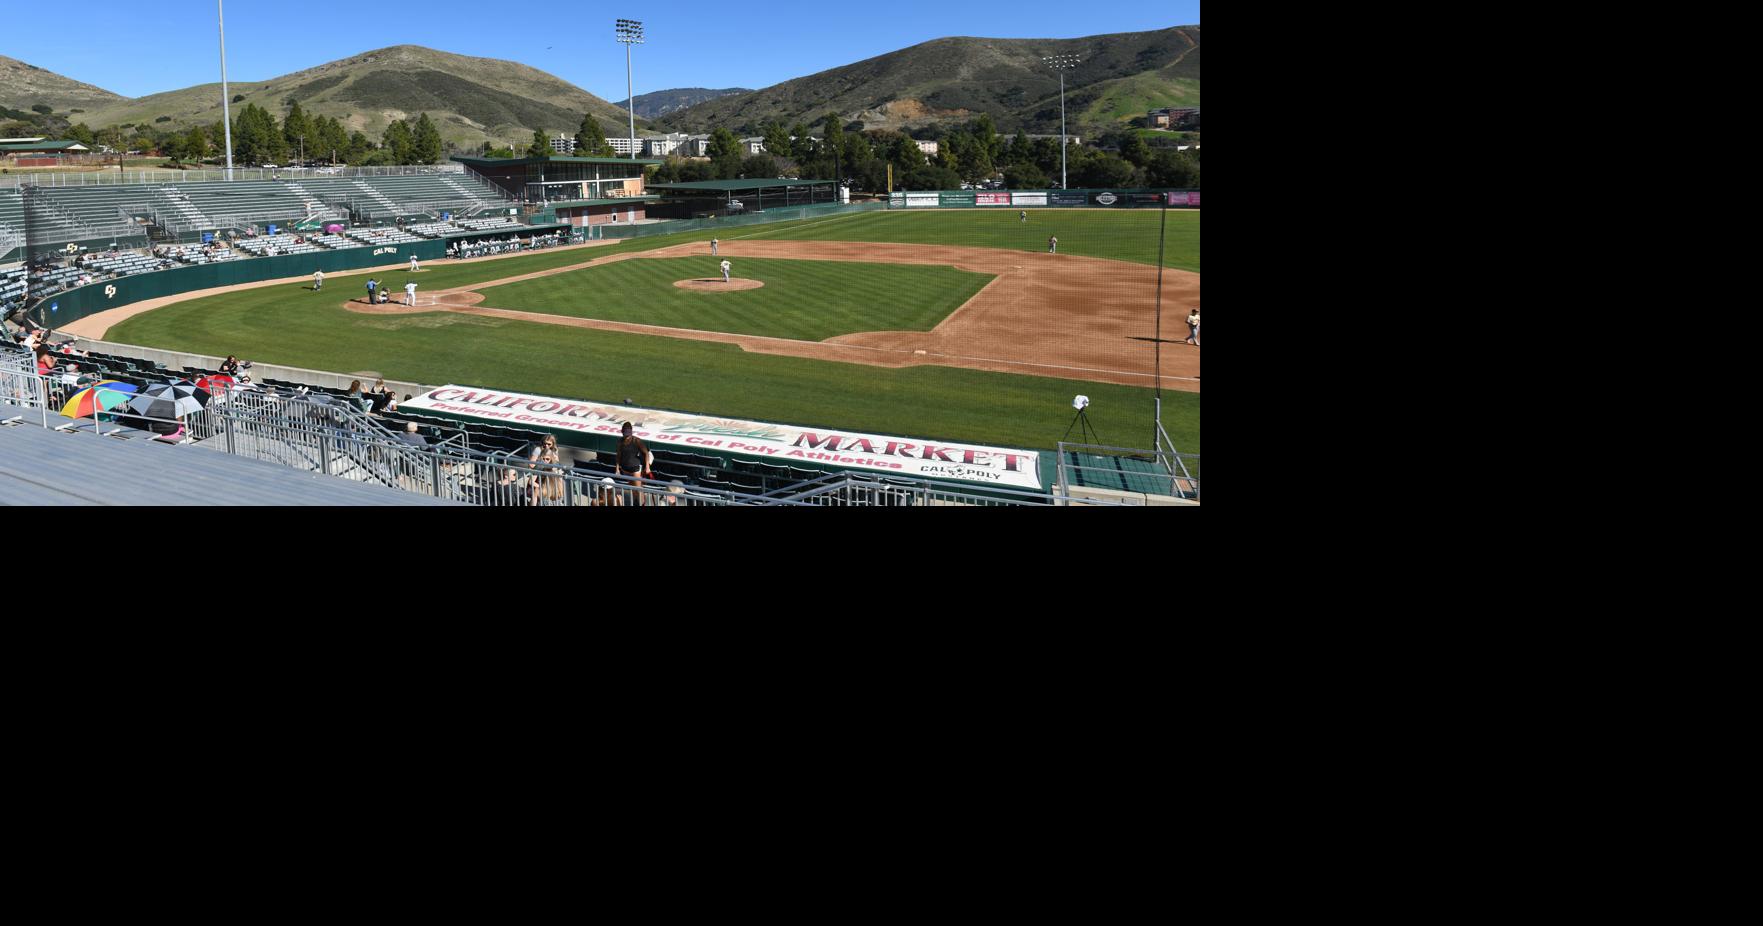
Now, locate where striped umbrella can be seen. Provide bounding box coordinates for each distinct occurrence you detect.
[127,381,211,422]
[59,380,138,419]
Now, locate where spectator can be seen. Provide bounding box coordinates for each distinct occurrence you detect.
[219,355,242,376]
[397,422,428,448]
[368,378,393,412]
[615,422,653,502]
[345,380,372,413]
[528,435,565,504]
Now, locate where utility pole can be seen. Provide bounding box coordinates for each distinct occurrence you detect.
[1043,54,1081,190]
[616,20,645,159]
[219,0,234,180]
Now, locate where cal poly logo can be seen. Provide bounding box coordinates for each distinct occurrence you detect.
[63,243,79,254]
[1095,192,1119,205]
[104,285,117,299]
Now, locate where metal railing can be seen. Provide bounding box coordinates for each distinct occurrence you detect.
[6,356,1150,507]
[1057,440,1200,501]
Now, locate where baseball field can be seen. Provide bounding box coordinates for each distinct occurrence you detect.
[94,208,1200,454]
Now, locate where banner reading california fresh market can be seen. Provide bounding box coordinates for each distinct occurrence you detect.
[402,386,1044,490]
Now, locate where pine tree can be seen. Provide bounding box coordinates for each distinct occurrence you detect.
[384,120,415,164]
[412,113,444,164]
[527,130,551,159]
[573,114,614,157]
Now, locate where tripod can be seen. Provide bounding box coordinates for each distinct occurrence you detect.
[1061,407,1103,445]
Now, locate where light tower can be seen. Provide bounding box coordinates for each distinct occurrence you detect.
[1042,54,1081,189]
[616,19,645,159]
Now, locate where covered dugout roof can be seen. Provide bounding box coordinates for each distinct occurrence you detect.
[649,179,834,193]
[452,155,662,167]
[544,196,660,208]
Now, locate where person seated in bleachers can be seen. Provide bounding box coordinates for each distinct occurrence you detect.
[219,355,242,377]
[368,379,393,413]
[397,422,428,448]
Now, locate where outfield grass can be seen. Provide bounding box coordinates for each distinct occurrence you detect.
[102,207,1199,458]
[108,283,1197,454]
[741,209,1199,271]
[482,257,991,341]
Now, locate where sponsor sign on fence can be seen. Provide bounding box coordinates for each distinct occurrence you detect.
[403,386,1044,490]
[975,192,1011,206]
[1049,191,1089,207]
[1012,192,1048,206]
[889,192,905,207]
[1168,191,1200,206]
[906,193,939,208]
[938,191,976,207]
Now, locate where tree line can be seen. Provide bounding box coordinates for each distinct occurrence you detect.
[31,101,449,167]
[639,112,1198,192]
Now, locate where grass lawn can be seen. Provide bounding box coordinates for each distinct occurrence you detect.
[108,283,1197,454]
[101,206,1199,456]
[742,209,1199,271]
[481,257,992,341]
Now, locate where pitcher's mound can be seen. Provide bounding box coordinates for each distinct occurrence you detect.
[675,277,764,292]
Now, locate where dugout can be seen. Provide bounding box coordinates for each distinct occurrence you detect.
[648,179,837,219]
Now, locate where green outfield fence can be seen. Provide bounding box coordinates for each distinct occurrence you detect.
[30,238,449,328]
[887,189,1199,209]
[594,202,885,239]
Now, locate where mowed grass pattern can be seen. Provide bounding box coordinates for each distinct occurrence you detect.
[107,283,1198,454]
[743,208,1200,271]
[103,209,1199,457]
[483,257,991,341]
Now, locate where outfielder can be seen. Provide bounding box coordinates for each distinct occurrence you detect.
[404,282,418,306]
[720,259,731,283]
[313,270,324,291]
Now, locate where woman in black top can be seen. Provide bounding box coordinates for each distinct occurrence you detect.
[219,355,241,376]
[616,422,651,502]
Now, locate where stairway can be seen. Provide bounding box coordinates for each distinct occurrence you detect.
[284,181,339,220]
[155,187,208,228]
[350,180,400,216]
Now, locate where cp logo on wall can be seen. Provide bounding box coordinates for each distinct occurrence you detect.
[105,285,117,299]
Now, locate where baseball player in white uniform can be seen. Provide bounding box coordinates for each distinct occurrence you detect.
[720,259,731,283]
[404,282,418,306]
[313,270,324,290]
[409,255,420,272]
[711,238,719,256]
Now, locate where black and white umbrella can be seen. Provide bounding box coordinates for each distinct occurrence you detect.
[126,381,211,421]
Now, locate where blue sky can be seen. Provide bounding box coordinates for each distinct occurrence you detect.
[3,1,1199,102]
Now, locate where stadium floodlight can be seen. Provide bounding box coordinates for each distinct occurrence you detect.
[1042,54,1081,190]
[616,19,645,159]
[219,0,234,180]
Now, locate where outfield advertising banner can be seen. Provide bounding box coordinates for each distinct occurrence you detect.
[939,191,976,207]
[403,386,1044,490]
[975,192,1011,206]
[889,192,905,207]
[906,193,939,208]
[1168,191,1200,206]
[1012,192,1048,206]
[1049,191,1089,206]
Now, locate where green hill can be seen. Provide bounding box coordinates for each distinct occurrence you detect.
[0,55,126,113]
[74,45,645,150]
[653,25,1199,136]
